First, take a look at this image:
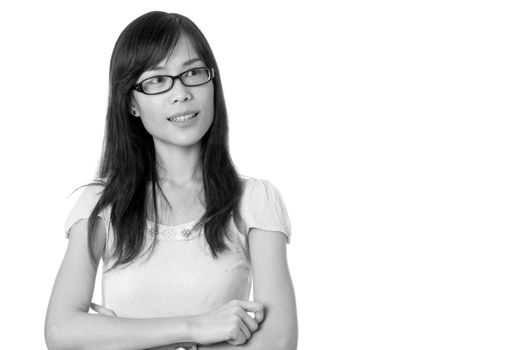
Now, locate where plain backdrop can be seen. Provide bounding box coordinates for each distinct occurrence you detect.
[0,1,526,349]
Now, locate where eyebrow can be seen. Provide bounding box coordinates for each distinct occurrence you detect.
[149,57,204,72]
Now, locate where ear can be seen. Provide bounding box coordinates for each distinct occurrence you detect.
[129,102,140,117]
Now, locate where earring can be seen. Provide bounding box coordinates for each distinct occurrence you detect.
[131,110,138,116]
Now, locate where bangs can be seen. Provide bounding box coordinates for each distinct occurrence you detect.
[132,17,184,73]
[123,15,203,78]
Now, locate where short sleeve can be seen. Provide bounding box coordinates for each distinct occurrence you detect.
[241,178,292,244]
[64,184,107,239]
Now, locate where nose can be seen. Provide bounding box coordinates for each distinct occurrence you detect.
[169,77,192,103]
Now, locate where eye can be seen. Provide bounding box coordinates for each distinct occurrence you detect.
[185,68,208,78]
[145,76,168,85]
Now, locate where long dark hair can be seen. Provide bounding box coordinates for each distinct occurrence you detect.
[79,11,242,271]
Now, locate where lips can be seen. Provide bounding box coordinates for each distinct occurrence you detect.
[167,110,200,120]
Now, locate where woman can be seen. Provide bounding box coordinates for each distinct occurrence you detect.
[44,11,297,350]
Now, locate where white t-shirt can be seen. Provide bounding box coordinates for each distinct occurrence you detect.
[64,176,291,318]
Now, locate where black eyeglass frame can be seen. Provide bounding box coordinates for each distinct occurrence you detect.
[132,67,215,95]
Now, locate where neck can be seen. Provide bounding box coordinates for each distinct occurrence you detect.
[154,140,203,189]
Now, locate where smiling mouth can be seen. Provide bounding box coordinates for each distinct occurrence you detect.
[167,112,199,122]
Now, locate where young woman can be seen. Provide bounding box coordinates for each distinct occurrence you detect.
[44,11,297,350]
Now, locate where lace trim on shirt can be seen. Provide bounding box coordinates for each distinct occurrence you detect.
[146,220,202,240]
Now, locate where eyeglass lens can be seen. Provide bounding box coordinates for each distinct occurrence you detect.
[141,68,211,94]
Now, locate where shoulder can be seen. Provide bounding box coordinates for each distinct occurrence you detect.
[64,179,109,239]
[66,181,107,213]
[238,175,283,202]
[239,175,259,190]
[237,175,292,243]
[67,180,105,205]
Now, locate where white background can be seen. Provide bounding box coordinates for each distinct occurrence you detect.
[0,1,526,349]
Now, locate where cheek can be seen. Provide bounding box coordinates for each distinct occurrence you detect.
[134,96,157,119]
[135,101,166,134]
[204,88,215,115]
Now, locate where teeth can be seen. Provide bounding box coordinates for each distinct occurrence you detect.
[168,113,197,121]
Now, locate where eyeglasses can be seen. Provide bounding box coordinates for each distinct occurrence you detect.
[132,67,215,95]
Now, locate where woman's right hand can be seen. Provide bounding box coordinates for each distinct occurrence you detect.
[190,300,265,346]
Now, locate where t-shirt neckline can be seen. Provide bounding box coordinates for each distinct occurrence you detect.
[146,218,200,229]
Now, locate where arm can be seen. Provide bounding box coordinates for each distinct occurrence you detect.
[199,228,298,350]
[44,218,194,350]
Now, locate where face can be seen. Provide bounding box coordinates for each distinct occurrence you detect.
[130,34,214,149]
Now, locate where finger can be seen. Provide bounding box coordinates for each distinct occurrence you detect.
[227,339,241,346]
[93,303,117,316]
[90,302,117,316]
[232,300,264,323]
[237,300,265,319]
[228,327,247,346]
[247,308,265,324]
[254,308,265,323]
[236,309,259,332]
[238,321,251,343]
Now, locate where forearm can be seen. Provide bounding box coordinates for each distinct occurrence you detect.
[198,336,293,350]
[46,311,194,350]
[198,315,296,350]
